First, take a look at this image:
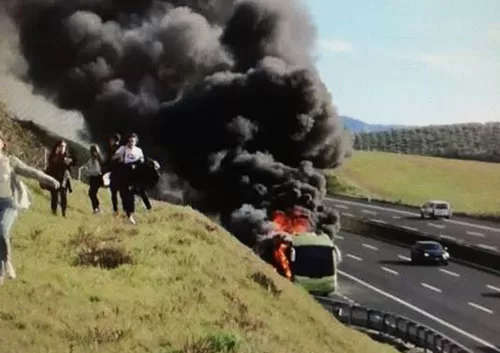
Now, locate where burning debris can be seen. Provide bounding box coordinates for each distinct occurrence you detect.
[2,0,352,280]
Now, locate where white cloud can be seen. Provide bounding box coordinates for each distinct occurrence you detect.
[487,28,500,41]
[317,39,353,53]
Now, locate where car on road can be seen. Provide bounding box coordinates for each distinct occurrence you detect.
[410,241,450,265]
[420,200,452,219]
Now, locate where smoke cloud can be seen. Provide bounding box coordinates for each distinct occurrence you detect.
[2,0,352,247]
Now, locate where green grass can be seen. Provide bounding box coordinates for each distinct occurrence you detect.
[326,150,500,217]
[0,103,397,353]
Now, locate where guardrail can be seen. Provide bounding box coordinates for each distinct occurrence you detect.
[313,296,473,353]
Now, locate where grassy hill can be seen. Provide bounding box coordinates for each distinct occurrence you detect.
[1,104,397,353]
[326,150,500,218]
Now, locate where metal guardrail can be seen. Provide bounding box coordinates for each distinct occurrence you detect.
[313,296,473,353]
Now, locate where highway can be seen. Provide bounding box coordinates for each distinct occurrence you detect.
[327,196,500,252]
[335,231,500,353]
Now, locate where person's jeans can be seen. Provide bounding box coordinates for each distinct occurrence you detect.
[50,187,68,216]
[0,197,18,281]
[88,176,102,210]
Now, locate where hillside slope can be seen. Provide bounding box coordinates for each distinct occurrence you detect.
[0,105,397,353]
[326,151,500,217]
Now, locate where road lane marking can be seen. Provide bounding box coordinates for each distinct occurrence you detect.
[335,235,344,240]
[369,218,388,224]
[381,267,399,276]
[467,230,485,237]
[477,244,498,251]
[421,282,442,293]
[398,255,411,261]
[343,213,355,217]
[468,302,494,315]
[402,225,418,232]
[335,204,349,209]
[392,215,402,219]
[346,254,363,261]
[361,209,377,215]
[438,234,454,241]
[439,269,460,277]
[339,271,500,352]
[327,197,500,233]
[428,222,445,229]
[486,285,500,292]
[362,243,379,251]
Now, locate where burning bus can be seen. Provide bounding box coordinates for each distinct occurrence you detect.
[257,206,342,296]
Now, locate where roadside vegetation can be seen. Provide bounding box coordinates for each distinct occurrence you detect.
[1,102,398,353]
[326,150,500,219]
[352,122,500,163]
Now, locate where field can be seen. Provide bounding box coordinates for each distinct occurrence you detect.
[326,150,500,217]
[0,104,397,353]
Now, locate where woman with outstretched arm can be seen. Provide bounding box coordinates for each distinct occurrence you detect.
[0,132,60,285]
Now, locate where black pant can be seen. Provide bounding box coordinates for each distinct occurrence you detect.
[50,187,68,216]
[88,176,102,210]
[119,185,135,217]
[109,181,120,212]
[137,188,152,210]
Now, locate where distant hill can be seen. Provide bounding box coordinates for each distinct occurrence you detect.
[341,116,406,133]
[353,122,500,163]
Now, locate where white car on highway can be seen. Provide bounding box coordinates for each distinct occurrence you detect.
[420,200,452,219]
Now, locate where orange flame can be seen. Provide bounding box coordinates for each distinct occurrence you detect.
[271,210,310,235]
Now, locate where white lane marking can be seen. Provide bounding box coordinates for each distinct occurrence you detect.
[339,271,500,352]
[327,197,500,233]
[361,209,377,215]
[467,230,485,237]
[468,302,494,315]
[346,253,363,261]
[477,244,498,251]
[369,218,388,224]
[362,243,379,251]
[438,234,454,241]
[486,285,500,292]
[428,223,445,229]
[335,204,349,209]
[335,235,344,240]
[421,282,442,293]
[439,269,460,277]
[381,267,399,276]
[398,255,411,261]
[343,212,355,217]
[402,225,418,232]
[392,215,402,219]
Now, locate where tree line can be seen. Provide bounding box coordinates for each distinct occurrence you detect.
[352,122,500,162]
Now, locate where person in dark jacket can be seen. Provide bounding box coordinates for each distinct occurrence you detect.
[103,133,123,216]
[46,140,76,217]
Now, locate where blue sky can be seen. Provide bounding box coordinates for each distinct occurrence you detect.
[304,0,500,126]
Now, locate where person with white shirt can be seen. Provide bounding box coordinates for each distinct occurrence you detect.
[0,131,59,285]
[113,133,144,225]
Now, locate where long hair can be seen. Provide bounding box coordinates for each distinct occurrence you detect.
[49,140,68,159]
[90,144,102,164]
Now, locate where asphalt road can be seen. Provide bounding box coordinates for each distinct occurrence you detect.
[326,196,500,252]
[335,231,500,353]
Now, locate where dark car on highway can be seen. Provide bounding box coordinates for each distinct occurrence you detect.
[410,241,450,265]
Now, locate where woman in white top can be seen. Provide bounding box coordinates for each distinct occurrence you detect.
[0,131,59,285]
[113,133,144,225]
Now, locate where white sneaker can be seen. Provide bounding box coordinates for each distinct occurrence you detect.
[128,216,136,225]
[5,261,16,279]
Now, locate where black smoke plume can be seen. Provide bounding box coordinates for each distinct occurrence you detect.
[2,0,353,247]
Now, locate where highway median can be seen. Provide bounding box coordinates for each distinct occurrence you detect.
[340,214,500,273]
